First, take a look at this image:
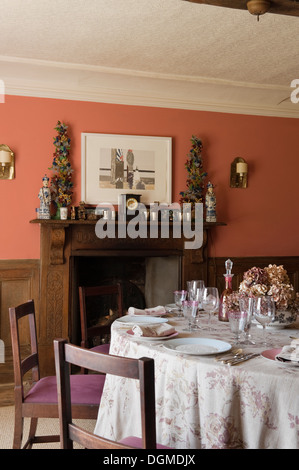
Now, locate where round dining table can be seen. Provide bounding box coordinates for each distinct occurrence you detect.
[94,311,299,449]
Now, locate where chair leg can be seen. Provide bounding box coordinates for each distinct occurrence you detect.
[13,412,24,449]
[26,417,38,449]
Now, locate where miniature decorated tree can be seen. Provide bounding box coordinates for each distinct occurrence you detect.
[179,135,207,207]
[49,121,73,215]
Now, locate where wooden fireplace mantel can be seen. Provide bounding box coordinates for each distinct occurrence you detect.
[30,218,225,375]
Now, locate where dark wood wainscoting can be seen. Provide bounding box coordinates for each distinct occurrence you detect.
[0,259,40,406]
[208,256,299,293]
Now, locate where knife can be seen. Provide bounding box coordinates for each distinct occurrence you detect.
[215,349,243,362]
[227,353,260,366]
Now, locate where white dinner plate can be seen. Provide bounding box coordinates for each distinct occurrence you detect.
[115,315,169,325]
[129,311,166,317]
[165,304,181,313]
[126,329,178,341]
[252,319,295,330]
[163,338,232,356]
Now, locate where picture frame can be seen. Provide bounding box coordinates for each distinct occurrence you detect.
[81,133,172,205]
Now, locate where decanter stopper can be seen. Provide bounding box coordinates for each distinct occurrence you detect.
[225,259,233,276]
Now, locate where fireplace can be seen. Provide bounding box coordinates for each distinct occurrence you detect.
[31,218,224,375]
[70,254,180,345]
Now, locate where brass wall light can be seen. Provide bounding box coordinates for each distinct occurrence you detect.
[0,144,15,179]
[230,157,248,189]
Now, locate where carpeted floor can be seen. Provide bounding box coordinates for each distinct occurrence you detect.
[0,405,96,449]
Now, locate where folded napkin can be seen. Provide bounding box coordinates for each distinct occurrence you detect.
[276,338,299,362]
[131,323,176,337]
[128,305,166,316]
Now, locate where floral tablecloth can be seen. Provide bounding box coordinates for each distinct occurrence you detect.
[94,314,299,449]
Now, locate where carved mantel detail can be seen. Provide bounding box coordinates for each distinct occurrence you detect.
[50,226,66,265]
[46,269,64,340]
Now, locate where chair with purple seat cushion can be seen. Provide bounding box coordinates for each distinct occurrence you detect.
[79,283,124,365]
[9,300,105,449]
[54,339,172,449]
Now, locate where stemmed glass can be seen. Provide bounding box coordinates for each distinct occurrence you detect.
[173,290,187,318]
[187,280,205,328]
[202,287,219,331]
[187,280,205,308]
[228,311,248,346]
[253,296,275,346]
[239,296,255,345]
[182,300,199,331]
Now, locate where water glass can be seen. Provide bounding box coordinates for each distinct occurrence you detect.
[202,287,219,330]
[253,296,275,346]
[228,311,248,346]
[173,290,187,317]
[239,296,255,345]
[182,300,199,331]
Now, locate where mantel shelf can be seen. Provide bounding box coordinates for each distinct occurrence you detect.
[30,219,226,228]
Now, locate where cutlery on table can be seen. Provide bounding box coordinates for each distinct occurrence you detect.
[226,353,260,366]
[215,348,243,362]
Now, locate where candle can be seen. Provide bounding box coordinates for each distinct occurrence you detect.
[0,150,11,163]
[236,162,247,175]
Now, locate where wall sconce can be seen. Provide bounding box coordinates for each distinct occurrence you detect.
[0,144,15,179]
[230,157,248,188]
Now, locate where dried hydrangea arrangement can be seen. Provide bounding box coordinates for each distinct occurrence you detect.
[225,264,299,318]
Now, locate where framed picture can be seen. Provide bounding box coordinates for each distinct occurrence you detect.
[81,133,172,205]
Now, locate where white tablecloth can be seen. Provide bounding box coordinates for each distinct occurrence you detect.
[94,314,299,449]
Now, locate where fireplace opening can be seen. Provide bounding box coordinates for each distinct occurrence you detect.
[70,254,181,345]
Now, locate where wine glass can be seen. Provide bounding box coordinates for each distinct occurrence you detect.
[187,281,205,327]
[187,280,205,304]
[173,290,187,317]
[239,296,255,345]
[202,287,219,330]
[228,310,248,346]
[253,296,275,346]
[182,300,199,331]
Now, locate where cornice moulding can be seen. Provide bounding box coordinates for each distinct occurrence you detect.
[1,57,298,118]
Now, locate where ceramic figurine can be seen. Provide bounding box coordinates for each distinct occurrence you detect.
[38,175,51,219]
[71,206,76,220]
[205,181,217,222]
[78,201,86,220]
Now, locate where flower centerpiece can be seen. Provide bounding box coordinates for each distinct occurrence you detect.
[224,264,299,324]
[49,121,73,216]
[179,135,207,209]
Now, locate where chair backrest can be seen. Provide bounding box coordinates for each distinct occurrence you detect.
[79,283,123,348]
[54,339,157,449]
[9,300,40,402]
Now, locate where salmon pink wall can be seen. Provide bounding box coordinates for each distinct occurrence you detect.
[0,94,298,259]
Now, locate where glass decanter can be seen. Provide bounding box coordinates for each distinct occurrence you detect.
[218,259,234,322]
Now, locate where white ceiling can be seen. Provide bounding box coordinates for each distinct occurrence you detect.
[1,0,299,117]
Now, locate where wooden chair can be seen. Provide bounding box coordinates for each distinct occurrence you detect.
[9,300,105,449]
[54,339,171,449]
[79,283,123,356]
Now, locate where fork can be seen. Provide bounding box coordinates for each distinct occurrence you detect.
[227,353,260,366]
[215,348,243,362]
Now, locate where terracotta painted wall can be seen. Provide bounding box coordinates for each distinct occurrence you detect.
[0,94,298,260]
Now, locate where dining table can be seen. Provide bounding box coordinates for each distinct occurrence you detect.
[94,309,299,449]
